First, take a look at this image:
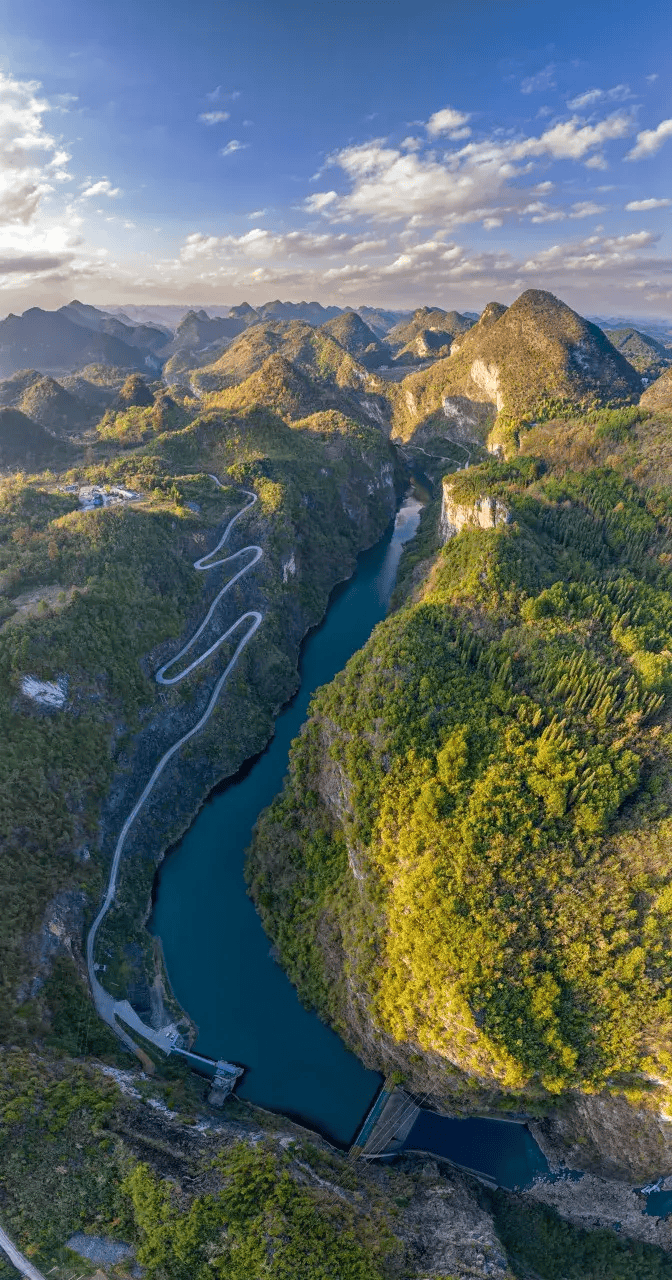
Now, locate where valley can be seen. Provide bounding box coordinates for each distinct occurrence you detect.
[4,288,672,1278]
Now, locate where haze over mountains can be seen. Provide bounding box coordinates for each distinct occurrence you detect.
[1,290,671,472]
[5,279,672,1274]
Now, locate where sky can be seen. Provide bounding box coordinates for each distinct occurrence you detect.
[0,0,671,317]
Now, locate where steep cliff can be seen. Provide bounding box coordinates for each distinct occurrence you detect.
[440,478,511,541]
[390,290,642,452]
[248,426,672,1178]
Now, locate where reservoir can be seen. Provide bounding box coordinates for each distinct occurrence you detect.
[151,489,423,1145]
[150,484,554,1190]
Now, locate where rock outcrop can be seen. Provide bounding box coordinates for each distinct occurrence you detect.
[440,479,511,541]
[391,290,643,447]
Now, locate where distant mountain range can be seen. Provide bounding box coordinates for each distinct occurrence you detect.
[0,303,169,379]
[1,294,670,419]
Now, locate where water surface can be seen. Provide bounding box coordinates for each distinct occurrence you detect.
[151,492,423,1144]
[404,1111,550,1190]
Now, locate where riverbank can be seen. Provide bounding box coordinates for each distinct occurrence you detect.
[87,433,401,1040]
[149,489,425,1144]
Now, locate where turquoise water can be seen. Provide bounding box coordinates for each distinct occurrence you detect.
[404,1112,550,1190]
[149,486,564,1188]
[150,492,423,1145]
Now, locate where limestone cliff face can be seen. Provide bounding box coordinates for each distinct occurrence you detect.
[440,479,511,542]
[469,358,504,411]
[391,289,641,448]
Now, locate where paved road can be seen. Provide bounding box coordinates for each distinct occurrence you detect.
[0,1225,48,1280]
[86,480,263,1053]
[404,440,471,467]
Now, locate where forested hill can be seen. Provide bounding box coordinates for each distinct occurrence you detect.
[249,400,672,1116]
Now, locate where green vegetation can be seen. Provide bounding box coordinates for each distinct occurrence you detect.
[3,1047,670,1280]
[0,1050,400,1280]
[249,405,672,1100]
[0,365,397,1035]
[0,468,216,1038]
[0,407,70,469]
[605,327,672,380]
[642,366,672,414]
[390,290,642,445]
[319,311,390,369]
[188,319,369,396]
[124,1144,394,1280]
[386,307,473,354]
[488,1190,672,1279]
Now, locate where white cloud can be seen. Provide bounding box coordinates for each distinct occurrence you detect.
[179,227,361,264]
[181,233,222,260]
[570,200,608,217]
[198,111,230,125]
[120,213,672,312]
[80,178,122,199]
[219,140,246,156]
[304,190,338,212]
[567,84,632,110]
[425,106,471,138]
[348,238,387,253]
[0,78,668,315]
[523,201,565,223]
[521,64,556,94]
[625,197,671,210]
[511,112,632,160]
[521,229,659,273]
[313,112,633,228]
[626,118,672,160]
[0,69,72,225]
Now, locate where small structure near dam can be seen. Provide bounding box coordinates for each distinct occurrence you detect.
[171,1045,244,1105]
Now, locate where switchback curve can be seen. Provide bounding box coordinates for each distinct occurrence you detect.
[86,479,263,1052]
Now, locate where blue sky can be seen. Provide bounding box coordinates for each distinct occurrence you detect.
[0,0,671,315]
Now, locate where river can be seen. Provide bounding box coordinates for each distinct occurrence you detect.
[150,488,424,1144]
[150,481,672,1204]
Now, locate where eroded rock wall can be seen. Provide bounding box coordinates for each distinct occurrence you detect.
[440,479,511,542]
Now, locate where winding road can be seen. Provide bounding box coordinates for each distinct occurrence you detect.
[403,439,472,468]
[86,479,263,1054]
[0,1226,48,1280]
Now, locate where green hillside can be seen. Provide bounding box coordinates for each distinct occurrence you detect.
[605,327,672,379]
[390,291,642,449]
[249,400,672,1106]
[386,307,474,353]
[0,371,397,1041]
[0,408,71,469]
[319,311,391,368]
[17,375,91,436]
[641,366,672,413]
[188,319,368,394]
